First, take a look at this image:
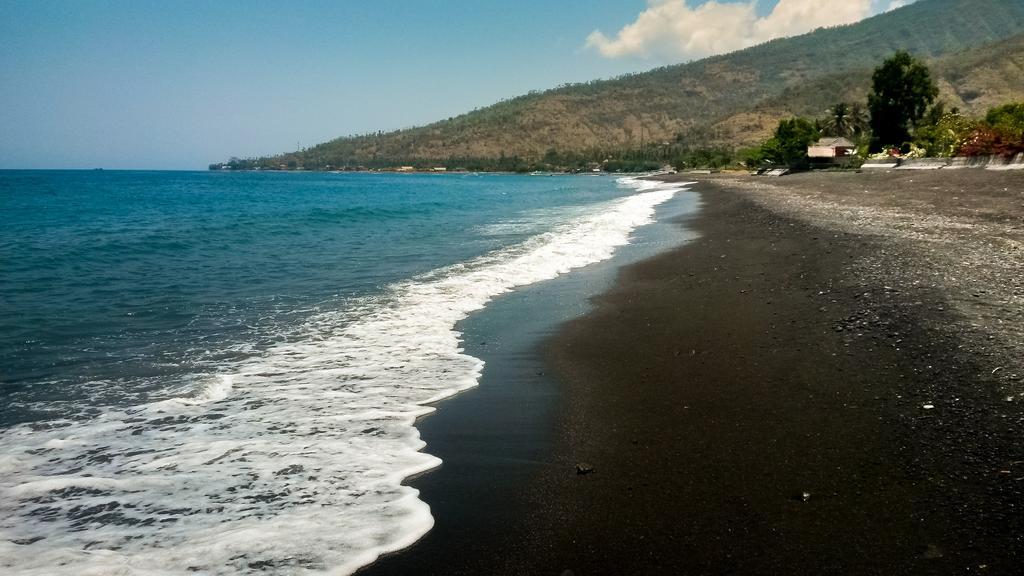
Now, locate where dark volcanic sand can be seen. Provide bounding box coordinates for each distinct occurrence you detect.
[366,173,1024,575]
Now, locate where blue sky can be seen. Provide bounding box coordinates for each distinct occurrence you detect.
[0,1,909,169]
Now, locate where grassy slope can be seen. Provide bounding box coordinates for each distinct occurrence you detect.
[277,0,1024,166]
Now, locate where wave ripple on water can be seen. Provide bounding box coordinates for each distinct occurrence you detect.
[0,178,688,575]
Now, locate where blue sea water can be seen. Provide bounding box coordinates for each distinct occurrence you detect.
[0,170,692,574]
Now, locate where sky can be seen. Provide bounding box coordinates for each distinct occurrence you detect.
[0,0,915,169]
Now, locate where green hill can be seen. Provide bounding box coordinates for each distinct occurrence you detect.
[245,0,1024,170]
[703,31,1024,148]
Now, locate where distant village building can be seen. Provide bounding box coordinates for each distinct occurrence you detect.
[808,137,856,160]
[396,166,416,172]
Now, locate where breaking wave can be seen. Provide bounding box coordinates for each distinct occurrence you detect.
[0,177,689,575]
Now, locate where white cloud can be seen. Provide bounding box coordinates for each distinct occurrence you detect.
[884,0,911,10]
[586,0,917,61]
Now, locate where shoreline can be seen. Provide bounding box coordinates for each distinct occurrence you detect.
[365,170,1024,574]
[361,182,700,576]
[530,173,1024,574]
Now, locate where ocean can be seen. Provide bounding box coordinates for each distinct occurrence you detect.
[0,170,694,574]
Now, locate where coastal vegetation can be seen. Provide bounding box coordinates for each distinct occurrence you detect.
[821,103,870,140]
[750,118,820,169]
[741,48,1024,169]
[213,0,1024,172]
[867,51,940,151]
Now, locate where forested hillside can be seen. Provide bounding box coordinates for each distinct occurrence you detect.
[236,0,1024,170]
[701,31,1024,148]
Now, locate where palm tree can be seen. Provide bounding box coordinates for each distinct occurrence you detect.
[823,102,871,138]
[848,103,870,136]
[823,103,853,137]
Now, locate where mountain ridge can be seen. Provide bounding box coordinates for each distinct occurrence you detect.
[248,0,1024,169]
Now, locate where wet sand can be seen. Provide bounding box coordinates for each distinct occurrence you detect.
[366,170,1024,575]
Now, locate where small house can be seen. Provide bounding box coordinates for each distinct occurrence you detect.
[808,137,856,160]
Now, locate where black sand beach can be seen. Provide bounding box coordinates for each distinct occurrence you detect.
[366,170,1024,575]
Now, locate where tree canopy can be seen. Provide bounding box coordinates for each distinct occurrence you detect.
[985,102,1024,139]
[823,102,870,138]
[867,51,939,150]
[759,117,820,167]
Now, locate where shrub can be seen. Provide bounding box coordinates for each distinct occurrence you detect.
[959,126,1024,158]
[985,103,1024,140]
[959,102,1024,157]
[912,113,978,157]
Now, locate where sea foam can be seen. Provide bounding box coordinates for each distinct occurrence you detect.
[0,177,689,575]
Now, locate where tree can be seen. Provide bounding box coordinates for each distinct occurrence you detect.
[823,103,853,137]
[913,112,977,157]
[823,102,871,138]
[920,101,948,128]
[849,103,870,135]
[760,117,819,167]
[959,102,1024,158]
[985,102,1024,140]
[867,51,939,150]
